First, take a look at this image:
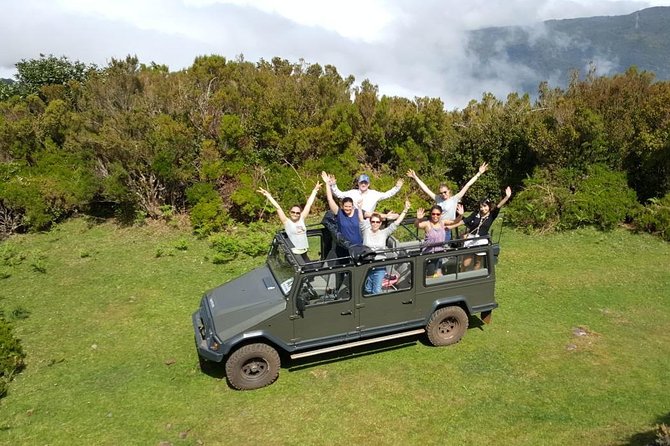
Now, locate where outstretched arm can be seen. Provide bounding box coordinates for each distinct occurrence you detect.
[496,186,512,209]
[257,187,288,223]
[394,200,412,226]
[445,204,465,229]
[454,162,488,200]
[407,169,436,200]
[356,199,365,223]
[321,171,340,214]
[300,181,322,219]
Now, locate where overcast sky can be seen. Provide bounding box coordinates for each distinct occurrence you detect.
[2,0,669,108]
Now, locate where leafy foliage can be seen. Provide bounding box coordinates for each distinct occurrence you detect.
[636,193,670,241]
[0,315,26,398]
[1,53,670,239]
[506,165,639,231]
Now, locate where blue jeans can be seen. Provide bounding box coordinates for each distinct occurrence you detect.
[365,267,386,295]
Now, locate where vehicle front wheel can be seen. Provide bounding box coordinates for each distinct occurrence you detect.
[426,306,469,346]
[225,343,281,390]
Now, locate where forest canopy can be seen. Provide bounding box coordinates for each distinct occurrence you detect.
[0,54,669,240]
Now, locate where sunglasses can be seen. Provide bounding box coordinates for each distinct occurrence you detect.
[439,191,449,195]
[431,212,442,216]
[290,211,301,215]
[370,220,382,224]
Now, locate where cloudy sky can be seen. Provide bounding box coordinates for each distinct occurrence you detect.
[2,0,669,108]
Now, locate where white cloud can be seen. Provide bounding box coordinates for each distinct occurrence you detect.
[1,0,669,108]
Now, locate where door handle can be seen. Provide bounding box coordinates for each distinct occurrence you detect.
[402,300,413,304]
[340,310,352,315]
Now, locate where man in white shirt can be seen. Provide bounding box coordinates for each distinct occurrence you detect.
[328,173,403,219]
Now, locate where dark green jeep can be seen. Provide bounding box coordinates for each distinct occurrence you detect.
[192,218,499,390]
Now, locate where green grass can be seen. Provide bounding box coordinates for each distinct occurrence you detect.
[0,218,669,445]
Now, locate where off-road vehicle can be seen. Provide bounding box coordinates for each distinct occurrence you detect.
[193,216,500,390]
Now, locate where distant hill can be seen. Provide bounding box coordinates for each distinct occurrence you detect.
[467,6,670,93]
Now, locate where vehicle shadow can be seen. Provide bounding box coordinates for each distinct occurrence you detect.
[197,314,489,380]
[617,412,670,446]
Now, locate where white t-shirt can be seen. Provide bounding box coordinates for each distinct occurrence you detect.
[435,195,459,221]
[284,218,308,254]
[360,220,399,260]
[331,185,400,213]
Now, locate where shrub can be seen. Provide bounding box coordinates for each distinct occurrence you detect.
[506,165,639,232]
[0,315,26,398]
[636,193,670,241]
[652,424,670,446]
[207,222,273,264]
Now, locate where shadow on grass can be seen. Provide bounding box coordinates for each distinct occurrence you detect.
[619,412,670,446]
[287,336,421,372]
[197,316,489,384]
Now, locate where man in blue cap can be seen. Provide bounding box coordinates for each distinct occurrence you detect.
[324,171,403,219]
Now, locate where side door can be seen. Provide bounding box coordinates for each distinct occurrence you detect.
[355,260,420,335]
[291,269,358,349]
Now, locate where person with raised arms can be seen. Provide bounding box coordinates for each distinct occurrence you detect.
[257,181,321,262]
[407,162,488,239]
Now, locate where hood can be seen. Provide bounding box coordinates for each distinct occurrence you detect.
[205,265,288,342]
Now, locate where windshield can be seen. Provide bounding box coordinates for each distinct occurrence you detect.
[267,239,297,295]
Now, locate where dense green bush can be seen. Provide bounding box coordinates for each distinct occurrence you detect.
[0,316,26,398]
[636,193,670,241]
[208,222,273,263]
[506,165,638,232]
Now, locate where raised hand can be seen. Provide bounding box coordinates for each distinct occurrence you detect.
[406,169,416,179]
[479,162,489,175]
[396,178,404,188]
[456,203,464,215]
[417,208,425,220]
[257,187,271,198]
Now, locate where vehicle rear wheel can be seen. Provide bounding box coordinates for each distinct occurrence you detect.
[225,343,281,390]
[426,306,469,346]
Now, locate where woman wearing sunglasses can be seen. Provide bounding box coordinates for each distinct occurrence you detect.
[406,162,488,239]
[257,181,322,261]
[415,205,452,277]
[357,198,411,294]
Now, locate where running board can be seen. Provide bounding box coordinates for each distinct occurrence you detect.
[290,328,426,360]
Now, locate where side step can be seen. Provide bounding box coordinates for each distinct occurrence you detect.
[290,328,426,360]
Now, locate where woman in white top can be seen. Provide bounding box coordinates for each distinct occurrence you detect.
[357,198,411,294]
[407,162,488,240]
[257,181,321,261]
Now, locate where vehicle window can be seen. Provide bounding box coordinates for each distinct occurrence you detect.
[298,272,351,306]
[306,234,322,261]
[424,251,489,285]
[363,261,413,297]
[267,242,297,295]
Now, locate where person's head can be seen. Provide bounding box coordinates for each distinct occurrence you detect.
[438,183,451,199]
[429,205,443,222]
[479,198,493,216]
[288,205,302,222]
[369,212,383,232]
[341,197,354,215]
[357,174,370,192]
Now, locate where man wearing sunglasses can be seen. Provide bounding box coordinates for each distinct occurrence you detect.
[407,162,488,239]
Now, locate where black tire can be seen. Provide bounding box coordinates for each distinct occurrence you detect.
[426,306,469,346]
[225,343,281,390]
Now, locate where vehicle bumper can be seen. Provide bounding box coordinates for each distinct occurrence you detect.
[192,310,224,362]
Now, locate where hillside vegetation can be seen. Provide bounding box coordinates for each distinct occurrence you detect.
[0,219,668,445]
[0,53,669,241]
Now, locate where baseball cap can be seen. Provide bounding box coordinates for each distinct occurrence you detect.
[358,174,370,183]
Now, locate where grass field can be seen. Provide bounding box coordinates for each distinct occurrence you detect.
[0,218,669,446]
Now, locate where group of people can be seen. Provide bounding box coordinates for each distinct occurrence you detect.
[257,163,512,289]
